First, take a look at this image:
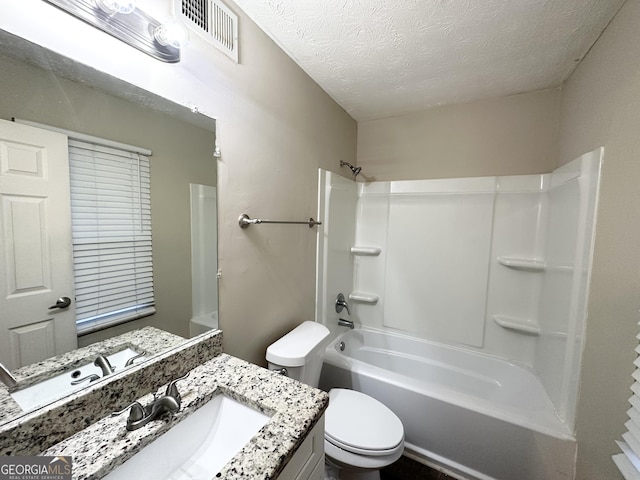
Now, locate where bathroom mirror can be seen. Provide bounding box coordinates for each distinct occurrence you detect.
[0,31,218,425]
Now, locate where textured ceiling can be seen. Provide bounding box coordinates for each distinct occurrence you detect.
[233,0,624,121]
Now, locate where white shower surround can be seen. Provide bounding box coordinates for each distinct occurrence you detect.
[189,184,218,337]
[316,148,602,477]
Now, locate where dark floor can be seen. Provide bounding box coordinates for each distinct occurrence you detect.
[380,455,456,480]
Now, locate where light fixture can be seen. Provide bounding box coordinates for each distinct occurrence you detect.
[94,0,136,15]
[153,17,189,49]
[43,0,184,63]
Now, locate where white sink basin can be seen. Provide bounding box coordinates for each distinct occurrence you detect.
[103,394,271,480]
[11,348,143,412]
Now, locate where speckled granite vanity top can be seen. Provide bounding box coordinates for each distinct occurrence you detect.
[43,354,329,480]
[0,327,184,423]
[0,329,222,457]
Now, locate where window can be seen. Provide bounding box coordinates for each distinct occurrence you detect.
[69,138,155,335]
[613,329,640,477]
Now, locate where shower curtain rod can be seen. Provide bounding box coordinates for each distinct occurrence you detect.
[238,213,322,229]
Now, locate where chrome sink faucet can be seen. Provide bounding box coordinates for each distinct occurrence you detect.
[114,374,188,431]
[69,352,145,388]
[94,355,115,376]
[125,395,181,431]
[70,355,116,387]
[0,361,18,389]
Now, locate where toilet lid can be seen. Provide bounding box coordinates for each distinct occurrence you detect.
[325,389,404,456]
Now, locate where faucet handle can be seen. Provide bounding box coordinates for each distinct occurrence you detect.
[165,372,190,403]
[124,352,147,367]
[112,401,145,421]
[128,402,145,422]
[335,293,351,315]
[70,374,101,386]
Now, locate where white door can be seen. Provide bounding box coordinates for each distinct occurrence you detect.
[0,119,77,370]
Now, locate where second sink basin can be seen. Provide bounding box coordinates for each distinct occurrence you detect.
[103,394,271,480]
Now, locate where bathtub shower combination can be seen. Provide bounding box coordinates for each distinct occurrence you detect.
[316,149,602,480]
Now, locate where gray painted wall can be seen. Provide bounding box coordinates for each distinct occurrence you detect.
[558,1,640,477]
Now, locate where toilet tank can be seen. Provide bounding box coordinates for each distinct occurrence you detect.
[266,321,330,387]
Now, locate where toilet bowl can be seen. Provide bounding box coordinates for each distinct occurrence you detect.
[266,321,404,479]
[324,389,404,479]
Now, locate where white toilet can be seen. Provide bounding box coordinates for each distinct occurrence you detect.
[267,321,404,480]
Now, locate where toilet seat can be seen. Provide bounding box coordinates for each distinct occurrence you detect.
[324,437,403,471]
[325,389,404,457]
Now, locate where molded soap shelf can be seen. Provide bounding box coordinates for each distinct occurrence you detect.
[349,292,379,304]
[497,256,546,271]
[351,246,382,256]
[492,315,540,336]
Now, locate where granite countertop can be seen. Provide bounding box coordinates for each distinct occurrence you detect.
[43,353,329,480]
[0,327,185,423]
[0,330,223,457]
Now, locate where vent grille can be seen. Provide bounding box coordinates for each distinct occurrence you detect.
[176,0,238,62]
[182,0,209,32]
[213,2,235,52]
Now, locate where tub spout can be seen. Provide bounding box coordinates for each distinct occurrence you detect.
[338,318,354,329]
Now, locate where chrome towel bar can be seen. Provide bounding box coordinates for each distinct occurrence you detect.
[238,214,322,229]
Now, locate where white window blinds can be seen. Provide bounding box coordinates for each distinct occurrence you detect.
[614,324,640,479]
[69,138,155,335]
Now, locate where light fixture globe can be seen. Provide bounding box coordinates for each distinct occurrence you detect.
[154,18,189,49]
[95,0,136,15]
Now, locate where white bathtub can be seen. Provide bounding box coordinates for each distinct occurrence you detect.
[189,311,218,338]
[319,327,576,480]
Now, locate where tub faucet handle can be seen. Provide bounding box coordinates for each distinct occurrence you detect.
[335,293,351,315]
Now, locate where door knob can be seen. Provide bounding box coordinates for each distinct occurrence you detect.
[48,296,72,309]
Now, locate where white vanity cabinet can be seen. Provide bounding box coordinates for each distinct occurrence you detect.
[277,415,325,480]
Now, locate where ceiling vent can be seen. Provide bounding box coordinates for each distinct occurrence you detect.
[175,0,238,62]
